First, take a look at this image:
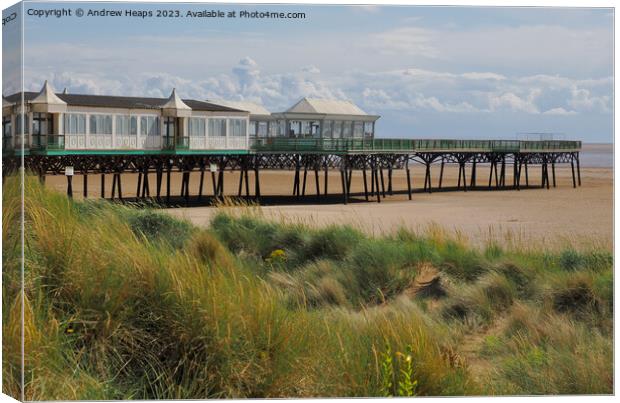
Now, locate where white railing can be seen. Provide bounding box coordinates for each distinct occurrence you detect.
[64,134,247,151]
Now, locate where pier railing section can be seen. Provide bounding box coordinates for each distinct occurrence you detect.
[5,136,581,155]
[251,138,582,153]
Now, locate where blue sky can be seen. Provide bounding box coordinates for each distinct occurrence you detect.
[2,2,614,142]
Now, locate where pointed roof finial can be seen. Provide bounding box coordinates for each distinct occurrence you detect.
[62,88,68,94]
[162,88,191,117]
[30,80,67,113]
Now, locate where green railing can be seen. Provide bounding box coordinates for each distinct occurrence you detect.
[251,138,581,153]
[30,135,65,150]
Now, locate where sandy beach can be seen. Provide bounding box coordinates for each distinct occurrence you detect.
[44,163,613,249]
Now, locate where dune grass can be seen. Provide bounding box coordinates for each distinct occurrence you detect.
[2,175,613,399]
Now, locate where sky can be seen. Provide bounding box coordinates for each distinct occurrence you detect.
[2,2,614,142]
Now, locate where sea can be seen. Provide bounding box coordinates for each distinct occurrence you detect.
[579,143,613,168]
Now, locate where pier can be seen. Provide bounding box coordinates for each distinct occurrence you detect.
[4,137,582,205]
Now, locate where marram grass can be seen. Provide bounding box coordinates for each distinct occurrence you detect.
[2,175,613,399]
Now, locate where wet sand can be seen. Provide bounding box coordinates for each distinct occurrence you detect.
[44,164,613,249]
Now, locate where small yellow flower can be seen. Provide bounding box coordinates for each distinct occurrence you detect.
[66,327,74,334]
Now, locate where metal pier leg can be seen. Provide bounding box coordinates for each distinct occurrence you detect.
[83,173,88,198]
[180,172,186,200]
[254,166,261,199]
[457,163,462,189]
[525,162,529,186]
[211,171,217,197]
[373,165,381,203]
[470,160,477,188]
[380,167,386,197]
[198,167,205,200]
[314,167,321,200]
[425,163,432,193]
[117,173,123,200]
[156,168,163,200]
[142,168,150,198]
[217,169,224,197]
[294,164,300,196]
[186,171,192,201]
[488,162,494,189]
[111,174,116,199]
[500,157,506,187]
[101,173,105,198]
[136,171,142,199]
[302,166,308,197]
[323,163,328,195]
[388,165,393,195]
[516,161,522,190]
[340,167,348,205]
[238,167,244,197]
[406,160,412,200]
[244,168,250,197]
[439,158,445,189]
[166,166,171,203]
[461,164,467,192]
[551,162,556,188]
[576,155,581,186]
[362,166,369,201]
[67,176,73,198]
[571,159,576,188]
[346,167,353,194]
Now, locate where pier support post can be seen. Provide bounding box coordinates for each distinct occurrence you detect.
[166,166,171,203]
[551,162,556,188]
[323,161,329,195]
[136,171,142,199]
[379,167,386,197]
[576,154,581,186]
[302,166,308,197]
[424,162,432,193]
[198,165,205,200]
[571,158,576,188]
[142,167,150,198]
[314,167,321,200]
[388,163,393,195]
[67,176,73,198]
[101,173,105,198]
[470,160,477,188]
[525,162,529,187]
[254,160,261,200]
[83,173,88,198]
[340,167,348,205]
[362,164,369,201]
[438,158,445,189]
[406,158,412,200]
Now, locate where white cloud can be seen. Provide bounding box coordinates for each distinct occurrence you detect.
[543,107,577,116]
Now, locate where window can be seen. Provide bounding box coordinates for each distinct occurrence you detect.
[188,118,206,136]
[322,120,333,138]
[32,113,53,135]
[229,119,246,137]
[2,115,11,137]
[289,121,301,137]
[342,121,352,138]
[89,114,112,135]
[209,118,226,137]
[64,114,86,134]
[364,122,374,138]
[353,121,364,138]
[163,117,175,138]
[115,116,137,135]
[249,121,257,137]
[140,116,159,136]
[332,121,342,138]
[257,121,268,137]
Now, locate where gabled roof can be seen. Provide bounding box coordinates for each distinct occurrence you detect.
[208,99,271,116]
[285,97,369,116]
[4,92,244,113]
